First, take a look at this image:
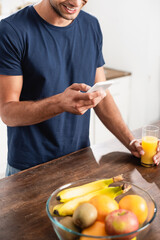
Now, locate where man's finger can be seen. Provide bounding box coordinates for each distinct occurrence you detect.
[157,140,160,152]
[78,91,105,101]
[134,141,145,155]
[70,83,90,92]
[153,151,160,165]
[77,95,105,109]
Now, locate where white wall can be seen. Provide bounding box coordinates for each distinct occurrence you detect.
[85,0,160,129]
[1,0,37,15]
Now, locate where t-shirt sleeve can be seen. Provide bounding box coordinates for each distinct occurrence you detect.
[0,20,23,75]
[95,20,105,68]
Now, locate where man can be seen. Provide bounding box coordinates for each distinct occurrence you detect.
[0,0,159,176]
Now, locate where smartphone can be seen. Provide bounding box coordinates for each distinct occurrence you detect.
[87,80,116,93]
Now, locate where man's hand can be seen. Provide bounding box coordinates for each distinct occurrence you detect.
[60,83,106,115]
[129,139,160,166]
[0,74,106,126]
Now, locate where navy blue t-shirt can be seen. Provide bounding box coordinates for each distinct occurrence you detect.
[0,6,105,170]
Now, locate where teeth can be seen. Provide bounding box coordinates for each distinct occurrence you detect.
[66,6,77,11]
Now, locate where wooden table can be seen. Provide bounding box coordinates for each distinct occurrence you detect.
[0,122,160,240]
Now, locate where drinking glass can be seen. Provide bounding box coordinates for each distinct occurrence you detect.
[141,125,159,167]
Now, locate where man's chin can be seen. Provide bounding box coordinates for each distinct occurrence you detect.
[61,12,80,21]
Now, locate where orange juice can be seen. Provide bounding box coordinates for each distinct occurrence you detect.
[141,136,158,167]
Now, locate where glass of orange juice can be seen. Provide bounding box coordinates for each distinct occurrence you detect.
[141,125,159,167]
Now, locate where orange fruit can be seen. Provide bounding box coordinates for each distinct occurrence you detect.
[89,195,119,221]
[80,221,107,240]
[119,195,148,225]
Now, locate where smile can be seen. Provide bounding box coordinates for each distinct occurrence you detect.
[63,5,79,14]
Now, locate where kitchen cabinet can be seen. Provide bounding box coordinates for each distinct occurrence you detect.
[0,120,7,179]
[89,67,132,145]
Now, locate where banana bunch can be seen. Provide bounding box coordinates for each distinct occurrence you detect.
[53,175,131,217]
[53,183,131,216]
[56,174,123,202]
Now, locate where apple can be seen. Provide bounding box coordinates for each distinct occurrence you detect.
[105,209,139,240]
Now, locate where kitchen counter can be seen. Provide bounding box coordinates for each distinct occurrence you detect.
[0,122,160,240]
[104,67,131,80]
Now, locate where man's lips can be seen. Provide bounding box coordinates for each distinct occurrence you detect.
[63,4,79,14]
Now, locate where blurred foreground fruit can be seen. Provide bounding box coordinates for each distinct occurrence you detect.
[59,216,80,240]
[73,203,97,228]
[54,184,130,216]
[80,221,107,240]
[89,195,119,221]
[56,174,124,202]
[105,209,139,240]
[119,195,148,224]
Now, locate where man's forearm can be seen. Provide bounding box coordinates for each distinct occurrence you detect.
[1,94,63,127]
[0,83,106,127]
[94,90,134,150]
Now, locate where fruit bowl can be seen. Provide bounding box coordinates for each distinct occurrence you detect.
[46,178,157,240]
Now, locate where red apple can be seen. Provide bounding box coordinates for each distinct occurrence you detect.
[105,209,139,240]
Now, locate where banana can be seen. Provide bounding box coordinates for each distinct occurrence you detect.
[56,174,123,202]
[53,183,131,216]
[50,202,63,217]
